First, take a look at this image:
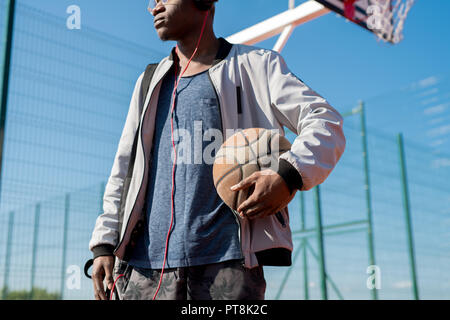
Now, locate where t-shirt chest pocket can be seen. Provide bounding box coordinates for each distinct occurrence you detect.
[198,97,221,130]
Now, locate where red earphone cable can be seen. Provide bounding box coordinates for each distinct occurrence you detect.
[109,273,124,300]
[152,10,210,301]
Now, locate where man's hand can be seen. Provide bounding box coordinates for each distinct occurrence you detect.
[230,169,296,220]
[92,255,114,300]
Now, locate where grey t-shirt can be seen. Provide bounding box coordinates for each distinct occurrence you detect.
[127,68,243,269]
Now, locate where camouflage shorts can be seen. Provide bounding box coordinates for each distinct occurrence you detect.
[113,259,266,300]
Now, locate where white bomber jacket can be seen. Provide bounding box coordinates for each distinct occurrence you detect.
[89,37,346,268]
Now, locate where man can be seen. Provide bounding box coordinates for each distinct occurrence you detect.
[89,0,346,300]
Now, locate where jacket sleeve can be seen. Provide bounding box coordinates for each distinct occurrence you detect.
[267,50,346,191]
[88,71,145,256]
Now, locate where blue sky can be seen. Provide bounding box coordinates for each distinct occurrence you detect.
[1,0,449,299]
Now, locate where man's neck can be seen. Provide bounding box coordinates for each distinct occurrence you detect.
[175,30,220,67]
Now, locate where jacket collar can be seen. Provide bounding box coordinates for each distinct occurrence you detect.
[168,37,233,66]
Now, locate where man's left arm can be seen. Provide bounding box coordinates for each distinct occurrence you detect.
[231,50,346,218]
[267,50,346,192]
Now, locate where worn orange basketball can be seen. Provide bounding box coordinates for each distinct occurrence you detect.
[212,128,292,212]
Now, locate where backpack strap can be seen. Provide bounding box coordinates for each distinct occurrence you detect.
[140,63,159,107]
[132,63,158,167]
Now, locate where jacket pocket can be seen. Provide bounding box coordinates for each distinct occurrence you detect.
[236,86,243,128]
[113,260,133,299]
[274,211,287,228]
[236,86,242,114]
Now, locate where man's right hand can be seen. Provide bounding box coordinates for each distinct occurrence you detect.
[92,255,114,300]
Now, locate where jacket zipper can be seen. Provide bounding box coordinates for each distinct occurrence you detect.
[232,209,245,265]
[207,72,224,136]
[114,109,148,257]
[208,71,245,265]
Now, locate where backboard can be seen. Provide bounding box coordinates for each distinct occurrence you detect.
[314,0,414,44]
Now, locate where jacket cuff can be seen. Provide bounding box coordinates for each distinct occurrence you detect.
[92,244,115,260]
[276,158,303,194]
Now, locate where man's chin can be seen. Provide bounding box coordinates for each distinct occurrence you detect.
[155,29,173,42]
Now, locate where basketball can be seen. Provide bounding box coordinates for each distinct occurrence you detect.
[212,128,292,212]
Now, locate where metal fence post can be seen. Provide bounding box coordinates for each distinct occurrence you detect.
[359,101,378,300]
[2,211,14,299]
[0,0,16,202]
[30,203,40,299]
[397,133,419,300]
[313,185,328,300]
[60,193,70,300]
[0,3,16,298]
[299,191,309,300]
[302,238,309,300]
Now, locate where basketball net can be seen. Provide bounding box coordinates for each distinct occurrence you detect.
[366,0,415,44]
